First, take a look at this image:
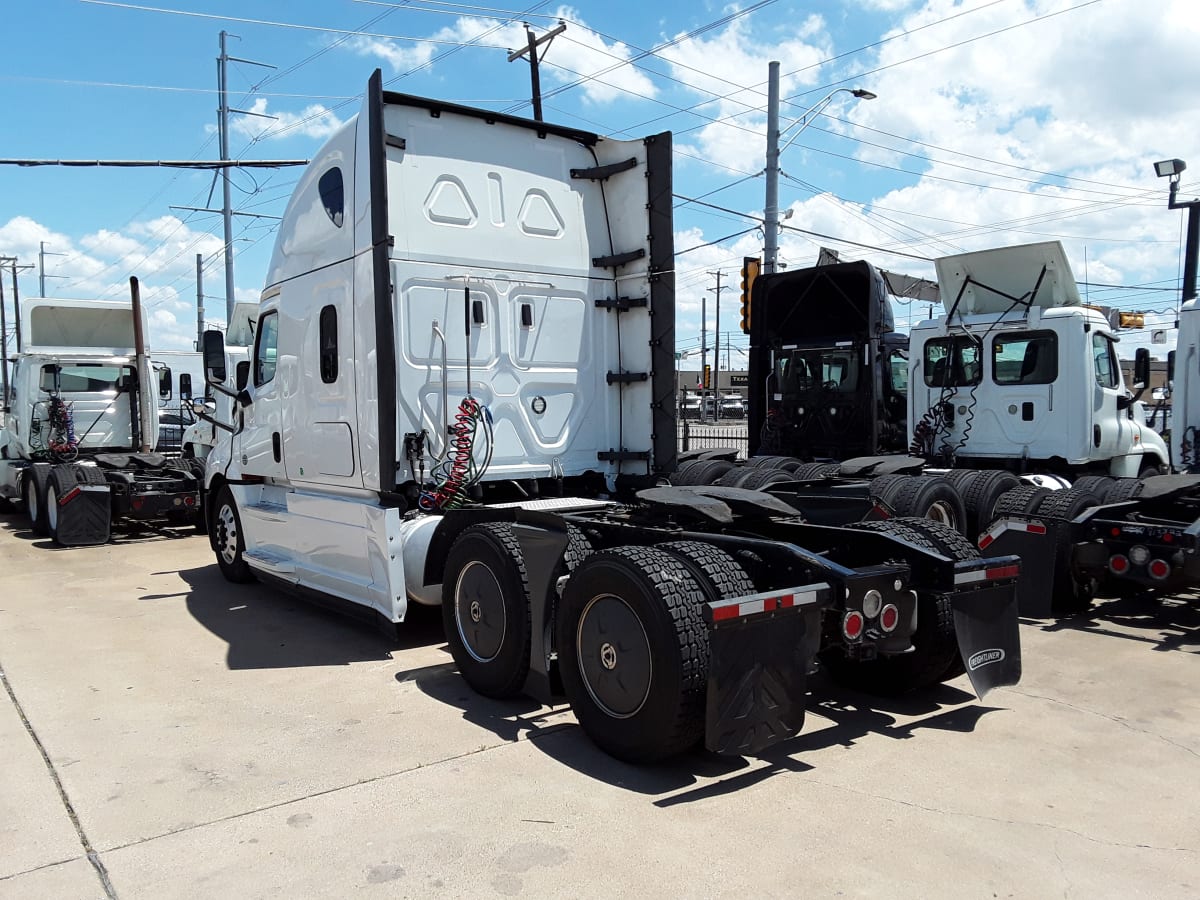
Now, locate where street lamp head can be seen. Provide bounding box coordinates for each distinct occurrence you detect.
[851,89,877,100]
[1154,158,1187,179]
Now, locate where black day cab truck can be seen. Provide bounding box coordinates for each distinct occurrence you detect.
[200,71,1024,762]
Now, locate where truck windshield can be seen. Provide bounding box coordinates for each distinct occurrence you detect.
[40,364,126,393]
[923,336,981,387]
[777,348,861,394]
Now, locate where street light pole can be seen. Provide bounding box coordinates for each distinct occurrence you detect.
[762,62,876,274]
[1154,159,1200,303]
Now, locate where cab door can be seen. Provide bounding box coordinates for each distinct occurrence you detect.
[237,307,286,479]
[1091,332,1129,459]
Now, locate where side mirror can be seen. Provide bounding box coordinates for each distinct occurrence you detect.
[235,360,251,392]
[158,366,173,400]
[203,330,227,383]
[1133,347,1151,390]
[1116,394,1132,411]
[179,373,192,402]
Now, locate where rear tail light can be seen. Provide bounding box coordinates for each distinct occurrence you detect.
[842,611,864,641]
[1128,545,1150,566]
[862,589,883,619]
[1148,559,1171,581]
[879,604,900,633]
[1108,555,1129,574]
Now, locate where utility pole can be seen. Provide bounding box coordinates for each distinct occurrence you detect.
[218,31,277,322]
[0,257,33,352]
[507,22,566,122]
[38,241,67,297]
[707,271,725,401]
[196,253,205,350]
[763,61,782,275]
[700,293,708,422]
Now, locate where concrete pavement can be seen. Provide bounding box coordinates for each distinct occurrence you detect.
[0,512,1196,898]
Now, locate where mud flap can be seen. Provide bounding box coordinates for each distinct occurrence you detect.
[703,586,828,756]
[977,517,1058,617]
[55,485,112,547]
[950,584,1021,698]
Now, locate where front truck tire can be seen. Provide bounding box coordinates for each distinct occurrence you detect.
[556,546,710,763]
[442,523,533,699]
[22,465,51,537]
[212,486,255,583]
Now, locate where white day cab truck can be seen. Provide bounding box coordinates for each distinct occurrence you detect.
[683,241,1188,613]
[0,287,204,545]
[200,71,1026,763]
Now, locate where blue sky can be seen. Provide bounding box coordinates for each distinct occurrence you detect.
[1,0,1197,362]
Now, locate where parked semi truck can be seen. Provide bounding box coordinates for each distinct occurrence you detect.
[180,301,257,461]
[710,241,1193,613]
[200,72,1024,762]
[0,290,203,545]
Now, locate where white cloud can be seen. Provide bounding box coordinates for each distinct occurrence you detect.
[348,7,658,107]
[229,98,348,142]
[1,215,226,350]
[660,14,834,172]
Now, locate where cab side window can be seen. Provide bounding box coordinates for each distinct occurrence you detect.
[992,331,1057,385]
[254,311,279,387]
[1092,333,1118,389]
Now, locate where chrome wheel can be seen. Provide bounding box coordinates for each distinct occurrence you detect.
[217,502,240,565]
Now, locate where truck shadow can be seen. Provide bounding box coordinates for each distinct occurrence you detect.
[410,664,994,802]
[0,510,200,546]
[1024,592,1199,653]
[163,564,443,670]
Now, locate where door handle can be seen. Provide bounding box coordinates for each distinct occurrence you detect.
[272,432,281,463]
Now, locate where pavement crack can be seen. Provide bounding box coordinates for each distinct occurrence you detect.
[0,664,119,899]
[1001,687,1200,760]
[0,856,85,883]
[803,777,1197,854]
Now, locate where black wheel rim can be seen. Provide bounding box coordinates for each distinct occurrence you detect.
[576,593,652,718]
[454,560,506,663]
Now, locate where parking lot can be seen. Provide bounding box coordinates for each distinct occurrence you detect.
[1,513,1197,899]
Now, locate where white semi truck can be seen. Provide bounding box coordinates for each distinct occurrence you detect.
[0,290,203,545]
[200,71,1025,762]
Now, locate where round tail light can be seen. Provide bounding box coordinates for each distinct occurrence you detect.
[1148,559,1171,581]
[862,589,883,619]
[879,604,900,633]
[1108,554,1129,575]
[842,611,864,641]
[1128,544,1150,566]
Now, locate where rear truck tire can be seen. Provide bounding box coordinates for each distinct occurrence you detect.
[1070,475,1115,498]
[715,465,750,487]
[868,473,910,507]
[442,522,532,699]
[673,459,734,486]
[213,486,255,584]
[883,517,980,681]
[821,519,960,695]
[23,465,52,536]
[657,541,756,602]
[887,475,968,534]
[1033,489,1101,615]
[791,461,829,480]
[1102,478,1144,503]
[816,462,842,478]
[959,470,1021,540]
[991,485,1052,520]
[732,468,793,491]
[556,546,709,762]
[747,455,797,470]
[45,469,63,540]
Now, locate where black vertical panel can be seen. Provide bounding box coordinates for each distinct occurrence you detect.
[746,276,768,459]
[645,131,676,477]
[367,69,398,494]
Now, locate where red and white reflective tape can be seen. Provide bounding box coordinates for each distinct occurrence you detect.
[58,486,82,506]
[709,583,829,623]
[977,518,1048,550]
[954,563,1020,585]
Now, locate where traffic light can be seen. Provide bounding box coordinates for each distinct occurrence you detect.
[1118,311,1145,329]
[703,364,712,389]
[740,256,761,334]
